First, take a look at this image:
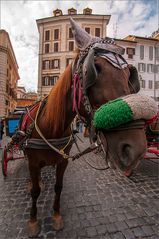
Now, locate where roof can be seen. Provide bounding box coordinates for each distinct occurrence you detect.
[124,35,159,42]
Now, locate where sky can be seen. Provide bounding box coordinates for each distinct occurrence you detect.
[1,0,159,92]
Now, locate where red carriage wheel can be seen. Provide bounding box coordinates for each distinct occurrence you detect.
[1,147,13,177]
[1,147,8,177]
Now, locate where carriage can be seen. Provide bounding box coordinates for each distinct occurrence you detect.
[1,107,27,177]
[1,18,158,237]
[145,114,159,158]
[2,108,159,177]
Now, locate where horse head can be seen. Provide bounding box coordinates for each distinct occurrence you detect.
[70,18,158,175]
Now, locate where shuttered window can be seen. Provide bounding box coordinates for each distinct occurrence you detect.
[42,60,50,69]
[140,80,145,88]
[85,27,90,34]
[155,81,159,89]
[95,28,100,37]
[155,47,159,60]
[140,45,144,60]
[54,29,59,40]
[148,80,153,89]
[126,48,135,59]
[45,30,50,41]
[147,64,154,73]
[45,44,50,53]
[149,46,153,60]
[138,63,146,72]
[42,75,59,86]
[42,76,49,86]
[66,58,73,66]
[51,59,60,69]
[54,42,59,52]
[154,64,159,73]
[69,41,74,51]
[69,28,73,38]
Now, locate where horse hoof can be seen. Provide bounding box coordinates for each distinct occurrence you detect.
[52,216,64,231]
[27,220,41,238]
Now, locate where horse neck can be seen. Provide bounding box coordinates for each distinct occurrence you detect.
[42,67,76,138]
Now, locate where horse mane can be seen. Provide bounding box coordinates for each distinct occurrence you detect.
[43,64,72,135]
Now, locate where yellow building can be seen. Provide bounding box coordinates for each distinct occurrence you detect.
[36,7,110,98]
[0,30,20,117]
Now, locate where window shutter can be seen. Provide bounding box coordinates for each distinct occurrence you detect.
[54,29,59,40]
[95,28,100,37]
[45,30,50,41]
[140,45,144,60]
[149,46,153,60]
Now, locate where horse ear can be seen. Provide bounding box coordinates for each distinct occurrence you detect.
[83,49,97,93]
[128,65,140,93]
[70,17,93,50]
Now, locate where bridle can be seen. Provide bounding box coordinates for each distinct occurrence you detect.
[71,38,146,148]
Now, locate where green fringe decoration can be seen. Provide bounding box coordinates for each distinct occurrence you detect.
[93,98,133,129]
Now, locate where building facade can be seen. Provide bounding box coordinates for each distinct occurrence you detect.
[36,8,159,104]
[0,30,20,117]
[116,35,159,102]
[17,86,38,107]
[36,7,110,97]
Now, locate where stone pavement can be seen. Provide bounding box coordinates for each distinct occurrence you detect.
[0,134,159,239]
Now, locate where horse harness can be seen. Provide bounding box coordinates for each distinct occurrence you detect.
[7,38,145,161]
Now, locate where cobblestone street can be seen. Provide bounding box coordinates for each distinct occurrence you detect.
[0,135,159,239]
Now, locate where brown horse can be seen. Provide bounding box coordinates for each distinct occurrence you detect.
[20,18,147,237]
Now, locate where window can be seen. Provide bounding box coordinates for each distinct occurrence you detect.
[42,60,50,70]
[54,29,59,40]
[54,42,59,52]
[140,45,144,60]
[126,48,135,59]
[95,28,100,37]
[69,28,73,38]
[147,64,154,73]
[42,76,49,86]
[45,30,50,41]
[148,80,153,89]
[52,75,58,85]
[138,63,146,72]
[154,64,159,73]
[85,27,90,34]
[51,59,60,69]
[69,41,74,51]
[66,58,73,66]
[155,81,159,89]
[140,80,145,88]
[155,47,159,61]
[42,75,59,86]
[50,75,58,85]
[149,46,153,60]
[45,44,50,53]
[68,8,77,15]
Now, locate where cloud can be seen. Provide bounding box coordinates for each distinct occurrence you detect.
[1,0,158,92]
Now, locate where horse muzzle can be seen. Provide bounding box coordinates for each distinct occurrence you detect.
[101,120,147,173]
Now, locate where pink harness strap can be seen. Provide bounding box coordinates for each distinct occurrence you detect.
[21,103,39,130]
[72,73,82,112]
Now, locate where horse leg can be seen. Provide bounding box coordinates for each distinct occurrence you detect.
[53,160,68,231]
[27,166,41,238]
